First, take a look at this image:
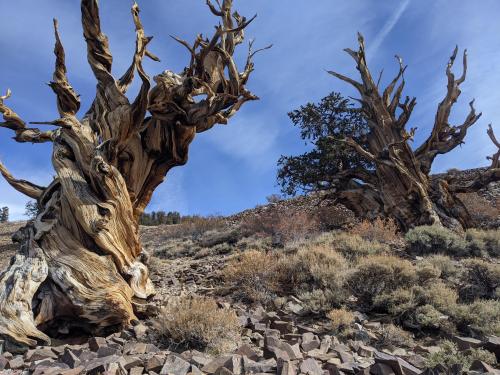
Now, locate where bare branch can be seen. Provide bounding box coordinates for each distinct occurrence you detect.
[487,124,500,169]
[81,0,114,84]
[0,160,46,199]
[327,70,363,92]
[118,2,160,94]
[383,55,407,108]
[415,48,480,174]
[49,19,80,117]
[330,136,376,162]
[206,0,224,16]
[0,90,54,143]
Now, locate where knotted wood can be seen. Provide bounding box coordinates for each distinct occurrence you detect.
[0,0,263,347]
[328,34,499,230]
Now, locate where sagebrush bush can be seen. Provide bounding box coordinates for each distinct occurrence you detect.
[330,232,389,262]
[298,289,342,313]
[348,255,416,308]
[278,245,348,309]
[377,324,414,349]
[466,228,500,257]
[152,296,241,354]
[349,217,400,243]
[374,282,457,333]
[240,208,318,245]
[425,340,497,371]
[416,262,441,283]
[459,259,500,302]
[405,225,469,257]
[455,299,500,336]
[414,304,455,333]
[327,308,354,331]
[419,255,458,279]
[279,244,347,290]
[222,250,280,303]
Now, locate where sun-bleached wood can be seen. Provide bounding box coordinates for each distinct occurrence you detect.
[328,33,500,230]
[0,0,264,347]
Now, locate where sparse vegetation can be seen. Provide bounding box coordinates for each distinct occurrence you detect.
[405,225,469,257]
[152,296,241,354]
[140,211,182,226]
[240,207,318,245]
[377,324,414,349]
[425,340,497,371]
[328,308,354,331]
[0,207,9,223]
[466,228,500,257]
[222,250,280,303]
[459,192,499,224]
[349,217,400,244]
[459,259,500,302]
[348,255,416,309]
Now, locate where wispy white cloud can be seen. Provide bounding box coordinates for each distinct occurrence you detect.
[367,0,411,58]
[203,109,281,172]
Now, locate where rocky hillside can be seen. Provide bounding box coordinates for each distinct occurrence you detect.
[0,168,498,374]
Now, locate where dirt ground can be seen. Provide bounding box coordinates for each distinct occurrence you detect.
[0,221,24,271]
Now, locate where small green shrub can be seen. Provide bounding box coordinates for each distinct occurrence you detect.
[279,245,347,290]
[419,255,458,279]
[377,324,414,349]
[426,340,496,371]
[298,289,342,313]
[222,250,280,303]
[374,282,458,332]
[405,225,469,257]
[328,308,355,331]
[152,296,241,354]
[330,232,390,262]
[459,259,500,302]
[455,299,500,336]
[414,304,455,333]
[348,255,416,309]
[416,262,441,283]
[278,244,349,309]
[466,228,500,257]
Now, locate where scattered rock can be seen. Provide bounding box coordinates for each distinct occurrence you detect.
[242,356,277,374]
[374,351,421,375]
[160,354,192,375]
[300,358,323,375]
[60,348,81,369]
[88,337,108,352]
[452,336,482,351]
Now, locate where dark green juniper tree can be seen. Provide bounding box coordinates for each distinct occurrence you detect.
[278,92,382,218]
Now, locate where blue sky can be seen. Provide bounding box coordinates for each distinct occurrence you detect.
[1,0,499,220]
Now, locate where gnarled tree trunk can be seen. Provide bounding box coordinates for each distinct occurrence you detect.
[0,0,267,347]
[328,34,500,230]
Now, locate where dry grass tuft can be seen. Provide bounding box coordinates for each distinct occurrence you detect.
[327,308,354,331]
[222,250,280,303]
[240,208,318,245]
[348,255,416,308]
[152,296,241,354]
[349,217,400,243]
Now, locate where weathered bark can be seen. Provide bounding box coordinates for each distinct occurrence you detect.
[328,34,500,230]
[0,0,265,347]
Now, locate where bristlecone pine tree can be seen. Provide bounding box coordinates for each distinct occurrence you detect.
[0,0,266,347]
[281,34,500,231]
[329,35,500,230]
